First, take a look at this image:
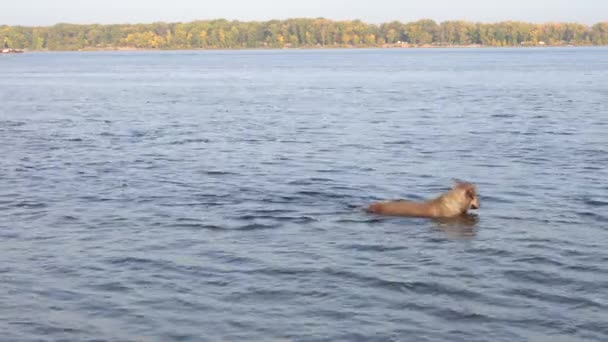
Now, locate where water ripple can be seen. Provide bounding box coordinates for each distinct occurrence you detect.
[1,48,607,342]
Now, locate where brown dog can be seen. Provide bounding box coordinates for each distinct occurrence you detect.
[366,182,480,218]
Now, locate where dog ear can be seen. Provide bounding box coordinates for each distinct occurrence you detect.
[465,188,475,199]
[452,179,465,188]
[452,180,473,190]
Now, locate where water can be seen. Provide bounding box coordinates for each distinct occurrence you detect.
[1,48,607,341]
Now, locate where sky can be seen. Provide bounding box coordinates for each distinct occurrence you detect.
[2,0,607,26]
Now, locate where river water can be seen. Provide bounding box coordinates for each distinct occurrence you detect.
[1,48,607,341]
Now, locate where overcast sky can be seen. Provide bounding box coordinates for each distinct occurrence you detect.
[2,0,607,26]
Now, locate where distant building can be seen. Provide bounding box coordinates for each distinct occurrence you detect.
[1,48,24,53]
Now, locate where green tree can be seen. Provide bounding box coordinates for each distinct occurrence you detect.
[1,19,607,51]
[405,19,437,45]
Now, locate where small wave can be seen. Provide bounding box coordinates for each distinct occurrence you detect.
[287,179,314,186]
[77,195,115,202]
[383,139,411,145]
[13,201,47,209]
[323,268,482,299]
[0,232,20,239]
[168,138,210,145]
[202,170,238,176]
[583,199,608,207]
[259,195,302,203]
[279,215,317,223]
[340,243,405,252]
[512,255,565,267]
[340,143,372,149]
[466,247,513,258]
[107,256,156,266]
[503,269,573,286]
[253,267,316,277]
[225,288,328,302]
[576,211,607,222]
[234,223,278,231]
[278,140,311,144]
[336,218,388,224]
[88,281,132,293]
[128,129,148,137]
[582,166,603,171]
[249,209,294,215]
[235,214,265,220]
[545,131,576,136]
[430,307,494,323]
[374,109,398,114]
[472,162,509,168]
[505,288,603,309]
[315,169,340,173]
[15,321,87,337]
[296,190,345,199]
[519,157,552,165]
[170,223,227,231]
[565,264,605,273]
[0,120,27,127]
[103,256,194,276]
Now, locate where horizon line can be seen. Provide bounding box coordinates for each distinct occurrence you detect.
[3,17,607,28]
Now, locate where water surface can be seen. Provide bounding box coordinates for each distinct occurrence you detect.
[1,48,607,341]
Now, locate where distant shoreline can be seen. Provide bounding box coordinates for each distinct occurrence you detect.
[16,44,601,53]
[3,18,607,51]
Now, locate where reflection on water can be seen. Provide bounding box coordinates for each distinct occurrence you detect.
[432,214,479,238]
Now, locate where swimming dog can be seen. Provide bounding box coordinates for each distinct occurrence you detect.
[366,182,479,218]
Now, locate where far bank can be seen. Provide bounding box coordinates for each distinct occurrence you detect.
[2,18,607,51]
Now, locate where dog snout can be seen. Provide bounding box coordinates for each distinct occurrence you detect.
[470,198,480,209]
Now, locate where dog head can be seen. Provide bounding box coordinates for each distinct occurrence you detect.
[452,182,480,211]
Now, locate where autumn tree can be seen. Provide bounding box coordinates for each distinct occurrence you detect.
[0,19,605,50]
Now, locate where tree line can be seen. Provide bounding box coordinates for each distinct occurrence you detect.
[2,18,608,50]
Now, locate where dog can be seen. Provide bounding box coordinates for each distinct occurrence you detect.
[366,182,479,218]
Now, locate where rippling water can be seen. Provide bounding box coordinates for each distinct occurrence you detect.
[1,48,608,341]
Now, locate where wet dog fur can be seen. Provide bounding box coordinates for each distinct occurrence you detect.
[366,182,480,218]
